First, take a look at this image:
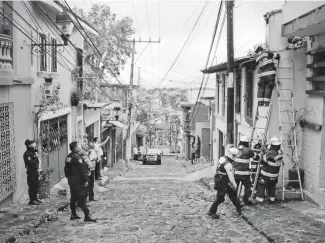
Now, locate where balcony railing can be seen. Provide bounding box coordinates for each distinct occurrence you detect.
[0,34,12,69]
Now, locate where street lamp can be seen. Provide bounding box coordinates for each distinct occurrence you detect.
[114,106,121,121]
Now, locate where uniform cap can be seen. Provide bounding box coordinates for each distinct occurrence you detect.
[240,136,250,143]
[25,139,35,146]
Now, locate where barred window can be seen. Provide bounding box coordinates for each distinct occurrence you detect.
[40,33,47,71]
[51,38,57,72]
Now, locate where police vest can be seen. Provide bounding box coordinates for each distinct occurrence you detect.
[233,145,254,176]
[216,156,232,176]
[256,51,280,82]
[260,149,283,180]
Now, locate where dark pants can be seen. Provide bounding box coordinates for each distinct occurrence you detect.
[257,75,275,103]
[256,176,277,200]
[235,176,252,203]
[191,153,195,164]
[88,171,95,200]
[209,184,241,214]
[70,185,90,217]
[95,159,102,180]
[27,170,38,202]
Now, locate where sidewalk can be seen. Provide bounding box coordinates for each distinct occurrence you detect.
[0,160,129,243]
[200,176,325,242]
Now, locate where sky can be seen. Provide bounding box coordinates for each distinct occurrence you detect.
[69,0,285,90]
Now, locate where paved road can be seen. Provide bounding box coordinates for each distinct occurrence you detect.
[19,156,269,243]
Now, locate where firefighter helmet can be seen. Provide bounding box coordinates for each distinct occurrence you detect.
[240,136,250,143]
[270,137,281,146]
[228,147,239,157]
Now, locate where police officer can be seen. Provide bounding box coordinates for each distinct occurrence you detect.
[233,136,255,205]
[23,139,42,205]
[64,141,96,222]
[208,147,243,219]
[255,137,283,203]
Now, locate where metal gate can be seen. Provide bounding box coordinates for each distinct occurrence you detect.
[39,115,68,186]
[0,102,16,201]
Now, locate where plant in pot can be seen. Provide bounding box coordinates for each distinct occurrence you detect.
[38,167,55,199]
[71,90,82,106]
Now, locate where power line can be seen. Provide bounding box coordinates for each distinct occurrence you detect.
[135,43,149,64]
[132,0,141,37]
[154,1,209,89]
[191,1,223,119]
[145,0,151,38]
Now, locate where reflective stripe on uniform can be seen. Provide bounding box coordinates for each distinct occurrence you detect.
[259,59,274,68]
[256,53,269,62]
[267,160,281,167]
[217,172,227,175]
[258,70,276,78]
[250,164,257,169]
[234,170,251,176]
[260,169,279,178]
[234,158,250,163]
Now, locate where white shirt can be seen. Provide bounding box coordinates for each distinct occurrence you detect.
[133,147,138,154]
[94,143,103,157]
[88,149,97,170]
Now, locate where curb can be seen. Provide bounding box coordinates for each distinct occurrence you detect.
[4,202,69,243]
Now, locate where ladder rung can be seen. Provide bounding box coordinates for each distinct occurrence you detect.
[284,180,301,182]
[284,190,303,194]
[280,110,293,112]
[278,89,292,91]
[279,99,291,102]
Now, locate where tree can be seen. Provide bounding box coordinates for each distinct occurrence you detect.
[73,5,135,76]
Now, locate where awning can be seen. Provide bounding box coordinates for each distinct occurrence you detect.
[108,120,128,129]
[282,4,325,37]
[82,101,109,109]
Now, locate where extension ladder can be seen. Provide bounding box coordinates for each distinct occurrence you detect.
[248,59,304,202]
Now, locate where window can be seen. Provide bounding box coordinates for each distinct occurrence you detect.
[51,38,57,72]
[76,48,83,91]
[40,33,47,71]
[245,69,254,125]
[222,74,226,117]
[86,123,95,143]
[218,130,225,157]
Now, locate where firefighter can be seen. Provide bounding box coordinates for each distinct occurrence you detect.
[208,147,243,219]
[255,47,280,106]
[255,137,283,203]
[64,141,97,222]
[233,136,255,205]
[250,138,266,186]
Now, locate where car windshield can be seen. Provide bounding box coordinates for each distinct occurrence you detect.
[147,149,158,154]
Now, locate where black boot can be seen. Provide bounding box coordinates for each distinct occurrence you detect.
[258,101,264,106]
[35,199,42,204]
[264,101,270,106]
[84,216,97,222]
[207,211,220,219]
[70,214,81,220]
[236,204,244,215]
[29,201,40,205]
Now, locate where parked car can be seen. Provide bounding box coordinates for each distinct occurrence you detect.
[143,148,161,165]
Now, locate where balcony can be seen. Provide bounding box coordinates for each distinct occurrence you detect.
[0,33,13,85]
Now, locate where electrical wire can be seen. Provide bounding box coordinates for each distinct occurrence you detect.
[135,43,149,64]
[145,0,151,38]
[132,0,141,37]
[154,1,209,89]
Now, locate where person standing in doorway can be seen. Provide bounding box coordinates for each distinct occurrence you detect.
[94,136,110,180]
[23,139,42,205]
[191,143,196,164]
[87,142,98,201]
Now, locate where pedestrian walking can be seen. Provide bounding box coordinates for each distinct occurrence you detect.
[255,137,283,204]
[94,136,110,180]
[87,142,98,201]
[255,47,280,106]
[208,147,243,219]
[23,139,42,205]
[64,141,96,222]
[233,136,255,205]
[191,143,196,164]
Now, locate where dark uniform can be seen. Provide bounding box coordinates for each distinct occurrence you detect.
[209,156,242,215]
[65,151,90,219]
[256,147,283,202]
[23,147,40,203]
[233,144,255,204]
[256,51,280,106]
[250,142,266,186]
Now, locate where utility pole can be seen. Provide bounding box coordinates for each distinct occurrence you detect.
[126,38,160,164]
[226,0,235,147]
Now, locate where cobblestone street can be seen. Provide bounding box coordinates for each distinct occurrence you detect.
[14,157,325,243]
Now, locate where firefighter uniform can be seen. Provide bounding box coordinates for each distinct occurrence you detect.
[208,148,242,218]
[65,149,94,221]
[233,143,255,204]
[250,142,266,185]
[256,141,283,203]
[23,140,41,205]
[256,50,280,106]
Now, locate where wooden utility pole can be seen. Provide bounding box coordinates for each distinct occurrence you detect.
[226,0,235,146]
[126,38,160,163]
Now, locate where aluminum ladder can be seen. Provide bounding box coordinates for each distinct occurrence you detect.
[275,60,304,202]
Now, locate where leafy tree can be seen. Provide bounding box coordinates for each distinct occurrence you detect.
[73,4,135,76]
